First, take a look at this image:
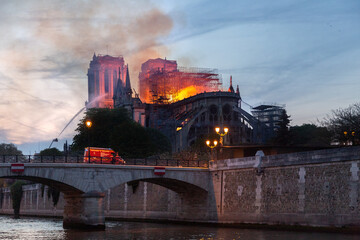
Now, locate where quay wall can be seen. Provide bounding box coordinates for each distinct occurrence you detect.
[0,147,359,229]
[210,146,360,227]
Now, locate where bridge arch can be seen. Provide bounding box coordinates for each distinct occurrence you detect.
[126,177,208,196]
[95,166,210,195]
[0,163,210,229]
[1,176,83,195]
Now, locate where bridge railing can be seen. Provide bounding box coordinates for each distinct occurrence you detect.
[0,155,84,163]
[125,159,209,168]
[0,155,209,168]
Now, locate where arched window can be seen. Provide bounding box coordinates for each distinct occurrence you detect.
[104,69,110,95]
[113,70,117,94]
[209,105,218,122]
[223,104,232,122]
[201,112,206,122]
[233,111,239,121]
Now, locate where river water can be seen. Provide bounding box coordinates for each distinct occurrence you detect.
[0,216,358,240]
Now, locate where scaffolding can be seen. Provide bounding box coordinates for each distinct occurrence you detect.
[140,65,222,104]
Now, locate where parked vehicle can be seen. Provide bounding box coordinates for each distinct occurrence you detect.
[83,147,125,164]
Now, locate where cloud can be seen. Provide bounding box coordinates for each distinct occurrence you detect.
[0,0,174,147]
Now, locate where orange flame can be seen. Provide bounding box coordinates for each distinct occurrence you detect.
[172,86,197,102]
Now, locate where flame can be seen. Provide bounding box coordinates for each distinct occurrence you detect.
[147,84,211,104]
[173,86,197,102]
[164,85,210,103]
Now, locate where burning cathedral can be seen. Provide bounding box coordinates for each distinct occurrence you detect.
[87,54,284,152]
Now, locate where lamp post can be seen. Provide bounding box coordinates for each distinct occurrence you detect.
[206,140,218,162]
[215,127,229,146]
[85,120,92,163]
[344,131,348,145]
[344,131,356,145]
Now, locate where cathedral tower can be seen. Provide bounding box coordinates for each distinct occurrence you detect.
[87,53,128,108]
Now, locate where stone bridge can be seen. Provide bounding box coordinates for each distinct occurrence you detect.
[0,163,211,229]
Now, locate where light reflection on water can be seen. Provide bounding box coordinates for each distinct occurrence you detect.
[0,216,64,240]
[0,216,358,240]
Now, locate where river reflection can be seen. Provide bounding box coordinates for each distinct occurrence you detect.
[0,216,358,240]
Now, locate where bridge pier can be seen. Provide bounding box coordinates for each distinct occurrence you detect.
[63,191,105,230]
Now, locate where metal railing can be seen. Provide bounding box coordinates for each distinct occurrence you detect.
[1,155,84,164]
[0,155,209,168]
[125,158,209,168]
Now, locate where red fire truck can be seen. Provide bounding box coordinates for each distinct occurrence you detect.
[83,147,125,164]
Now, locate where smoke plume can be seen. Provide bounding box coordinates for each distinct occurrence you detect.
[0,0,173,146]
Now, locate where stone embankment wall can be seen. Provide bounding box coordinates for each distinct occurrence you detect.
[210,146,360,227]
[0,146,359,229]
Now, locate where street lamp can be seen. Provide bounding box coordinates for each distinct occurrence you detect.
[85,119,92,162]
[206,140,218,162]
[206,140,218,149]
[215,127,229,146]
[343,131,348,145]
[86,120,92,128]
[344,131,356,145]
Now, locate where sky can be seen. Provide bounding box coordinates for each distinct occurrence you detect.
[0,0,359,154]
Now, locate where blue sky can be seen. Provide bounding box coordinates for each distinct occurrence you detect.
[164,0,360,122]
[0,0,359,154]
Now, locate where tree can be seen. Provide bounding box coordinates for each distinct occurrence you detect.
[71,108,171,158]
[289,124,331,146]
[272,110,291,145]
[0,144,23,188]
[110,121,155,158]
[145,128,172,154]
[173,132,219,162]
[39,148,63,156]
[10,180,25,219]
[0,143,22,155]
[41,185,60,207]
[322,102,360,145]
[72,107,131,150]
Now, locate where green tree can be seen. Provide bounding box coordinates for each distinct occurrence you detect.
[72,108,131,149]
[41,185,60,207]
[39,148,63,156]
[71,108,171,158]
[289,124,331,146]
[273,110,291,145]
[173,132,219,162]
[10,180,25,219]
[110,121,155,158]
[322,102,360,145]
[0,144,23,188]
[0,143,22,155]
[145,128,171,154]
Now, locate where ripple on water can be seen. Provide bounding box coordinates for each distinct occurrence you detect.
[0,216,359,240]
